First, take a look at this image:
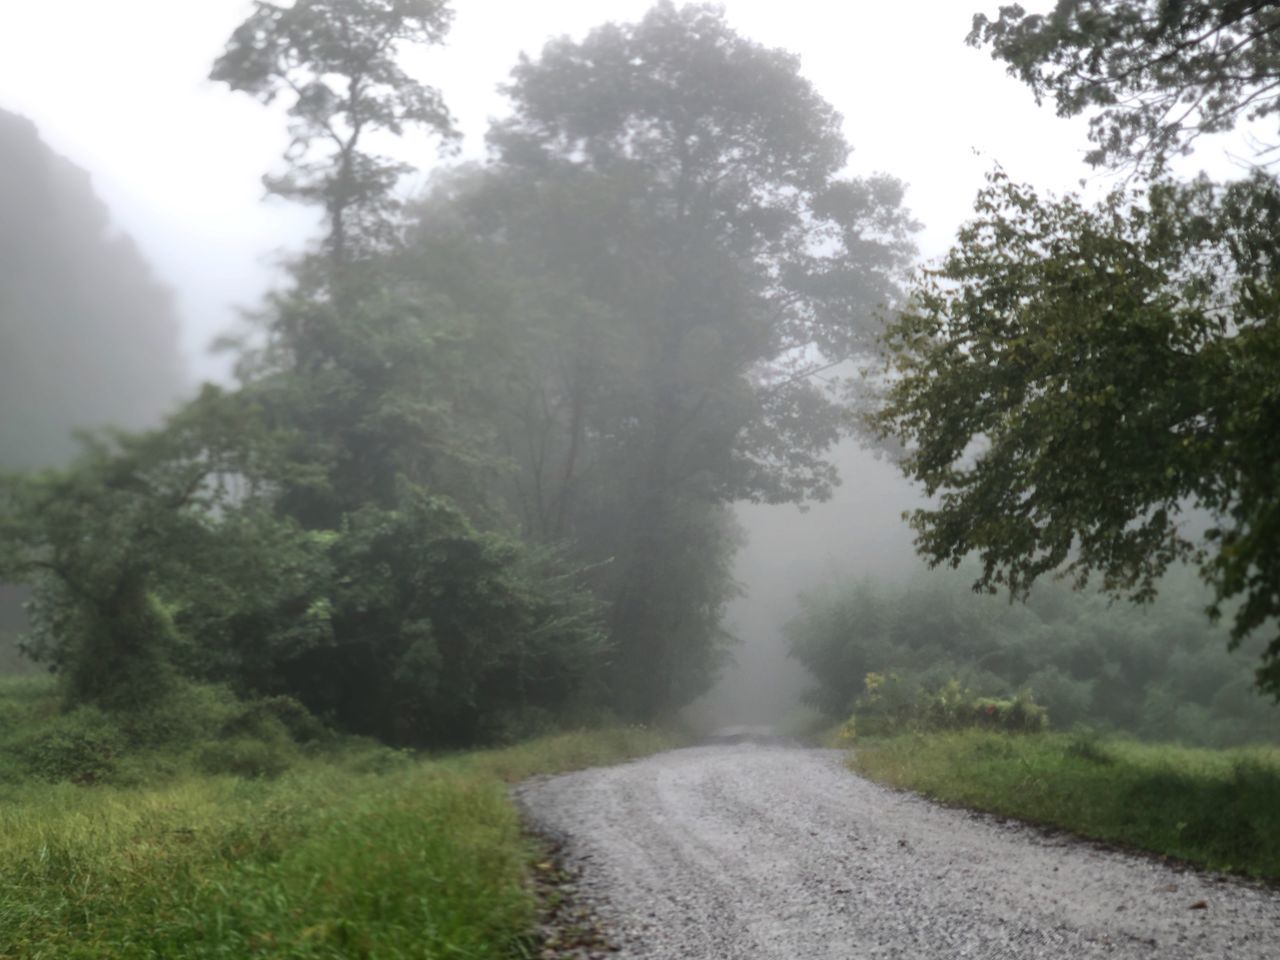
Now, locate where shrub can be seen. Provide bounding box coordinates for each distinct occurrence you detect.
[849,674,1047,738]
[196,737,296,779]
[115,682,243,748]
[968,693,1048,733]
[11,706,126,783]
[221,694,329,744]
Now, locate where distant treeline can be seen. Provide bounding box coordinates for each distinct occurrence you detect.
[0,109,185,467]
[788,568,1277,747]
[0,109,186,673]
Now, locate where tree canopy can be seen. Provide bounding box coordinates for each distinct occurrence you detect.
[211,0,455,265]
[970,0,1280,170]
[444,1,917,716]
[877,1,1280,697]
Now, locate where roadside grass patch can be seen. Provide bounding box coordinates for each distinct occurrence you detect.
[1,757,533,959]
[0,674,684,958]
[851,730,1280,879]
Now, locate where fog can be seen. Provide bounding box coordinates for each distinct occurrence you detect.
[1,0,1098,386]
[0,0,1088,717]
[690,443,927,729]
[2,0,1275,747]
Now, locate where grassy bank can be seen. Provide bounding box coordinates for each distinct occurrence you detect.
[851,730,1280,879]
[0,677,682,959]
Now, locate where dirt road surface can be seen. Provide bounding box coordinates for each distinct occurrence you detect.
[516,742,1280,959]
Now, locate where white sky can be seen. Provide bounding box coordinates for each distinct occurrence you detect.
[0,0,1106,382]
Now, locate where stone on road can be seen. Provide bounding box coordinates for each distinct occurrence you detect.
[516,743,1280,959]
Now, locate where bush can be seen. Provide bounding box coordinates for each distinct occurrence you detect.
[787,567,1280,747]
[850,674,1046,738]
[0,680,331,786]
[967,693,1047,733]
[11,706,126,783]
[196,737,296,779]
[116,683,243,748]
[221,694,329,744]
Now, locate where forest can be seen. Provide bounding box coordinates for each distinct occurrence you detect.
[1,0,1277,755]
[2,0,1279,955]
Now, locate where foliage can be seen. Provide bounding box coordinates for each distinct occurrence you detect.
[404,2,916,718]
[8,707,127,784]
[8,0,610,744]
[852,730,1280,879]
[4,1,917,738]
[210,0,456,264]
[0,388,324,710]
[875,165,1280,694]
[279,488,609,746]
[852,672,1046,737]
[873,0,1280,702]
[787,567,1278,746]
[970,1,1280,170]
[489,0,915,505]
[0,678,324,786]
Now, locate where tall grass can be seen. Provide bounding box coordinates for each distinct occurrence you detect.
[0,673,683,958]
[851,730,1280,879]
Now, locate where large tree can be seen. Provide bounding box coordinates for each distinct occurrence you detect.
[211,0,455,269]
[876,1,1280,697]
[433,2,917,717]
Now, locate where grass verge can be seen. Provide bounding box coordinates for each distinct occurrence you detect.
[0,717,682,959]
[851,730,1280,880]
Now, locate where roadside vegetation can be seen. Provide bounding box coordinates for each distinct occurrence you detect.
[790,571,1280,879]
[851,731,1280,880]
[0,675,681,960]
[789,0,1280,887]
[789,567,1277,749]
[1,5,895,953]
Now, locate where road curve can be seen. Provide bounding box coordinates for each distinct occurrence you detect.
[516,743,1280,959]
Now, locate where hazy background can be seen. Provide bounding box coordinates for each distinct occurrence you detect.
[0,1,1099,384]
[1,0,1249,724]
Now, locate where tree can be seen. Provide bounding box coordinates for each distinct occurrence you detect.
[206,0,609,743]
[877,1,1280,697]
[970,0,1280,171]
[438,2,916,718]
[211,0,484,525]
[211,0,455,268]
[0,388,326,709]
[787,566,1276,745]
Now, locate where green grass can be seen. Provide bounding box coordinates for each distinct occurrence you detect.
[851,730,1280,879]
[0,676,684,959]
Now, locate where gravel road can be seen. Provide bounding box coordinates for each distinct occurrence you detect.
[516,742,1280,959]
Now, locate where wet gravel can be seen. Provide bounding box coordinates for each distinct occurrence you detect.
[516,742,1280,959]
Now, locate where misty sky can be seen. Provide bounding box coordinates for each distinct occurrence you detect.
[1,0,1104,383]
